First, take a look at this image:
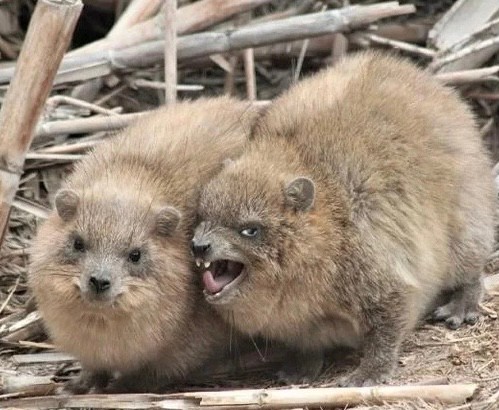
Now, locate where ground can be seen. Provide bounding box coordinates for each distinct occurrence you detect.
[1,274,496,408]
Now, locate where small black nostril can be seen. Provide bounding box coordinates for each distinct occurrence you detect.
[191,241,211,257]
[99,280,111,292]
[89,276,111,294]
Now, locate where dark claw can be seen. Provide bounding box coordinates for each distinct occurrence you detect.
[464,312,479,325]
[337,369,389,387]
[445,316,462,330]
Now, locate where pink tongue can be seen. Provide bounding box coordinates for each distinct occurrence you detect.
[202,271,234,294]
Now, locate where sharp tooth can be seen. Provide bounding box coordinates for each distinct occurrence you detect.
[195,259,201,267]
[204,261,211,268]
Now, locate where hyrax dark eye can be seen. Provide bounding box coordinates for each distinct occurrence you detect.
[73,237,85,252]
[240,227,259,238]
[128,249,141,263]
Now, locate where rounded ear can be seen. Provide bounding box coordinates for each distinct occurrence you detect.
[222,158,235,168]
[284,177,315,212]
[54,189,79,222]
[155,206,181,236]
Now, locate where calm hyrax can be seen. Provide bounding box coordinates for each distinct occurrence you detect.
[191,52,496,386]
[29,97,259,393]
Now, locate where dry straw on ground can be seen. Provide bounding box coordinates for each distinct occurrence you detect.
[0,0,498,409]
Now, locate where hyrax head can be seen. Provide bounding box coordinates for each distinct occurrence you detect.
[31,184,187,317]
[29,181,194,371]
[192,156,316,313]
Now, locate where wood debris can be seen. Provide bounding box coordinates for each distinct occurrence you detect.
[0,384,480,409]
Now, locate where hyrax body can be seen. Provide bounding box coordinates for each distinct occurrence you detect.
[192,53,496,386]
[29,97,258,393]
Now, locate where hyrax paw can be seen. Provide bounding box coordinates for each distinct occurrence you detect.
[432,302,480,330]
[277,370,314,385]
[62,377,92,395]
[62,370,111,394]
[277,354,323,385]
[337,369,389,387]
[464,311,480,325]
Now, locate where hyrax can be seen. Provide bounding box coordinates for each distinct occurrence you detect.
[29,97,258,393]
[192,52,496,386]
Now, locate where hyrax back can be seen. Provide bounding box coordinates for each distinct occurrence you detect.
[29,97,259,392]
[193,53,495,386]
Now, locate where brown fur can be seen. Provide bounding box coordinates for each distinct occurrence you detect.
[193,52,496,386]
[29,97,258,392]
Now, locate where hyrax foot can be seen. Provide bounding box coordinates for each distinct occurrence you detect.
[432,302,479,329]
[337,367,390,387]
[432,281,482,329]
[62,370,111,394]
[102,368,160,393]
[339,303,402,387]
[277,351,324,385]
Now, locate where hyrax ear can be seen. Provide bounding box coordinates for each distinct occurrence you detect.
[54,189,79,222]
[284,177,315,212]
[154,206,181,236]
[222,158,234,168]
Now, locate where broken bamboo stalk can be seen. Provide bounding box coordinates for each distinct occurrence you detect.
[329,33,349,66]
[132,79,204,92]
[107,0,162,38]
[11,352,75,365]
[170,3,416,62]
[210,54,234,73]
[70,0,164,104]
[253,0,315,24]
[431,18,499,73]
[0,311,40,338]
[0,0,83,247]
[432,36,499,73]
[360,33,436,58]
[35,112,146,139]
[435,65,499,84]
[293,4,327,81]
[164,0,177,104]
[223,55,239,95]
[1,319,44,344]
[239,12,256,101]
[244,48,257,100]
[428,0,499,51]
[68,0,274,58]
[106,2,416,69]
[0,2,416,86]
[35,99,270,138]
[185,18,432,70]
[12,197,50,220]
[0,374,59,396]
[25,153,84,161]
[294,37,310,81]
[0,384,478,409]
[185,384,478,407]
[46,95,119,116]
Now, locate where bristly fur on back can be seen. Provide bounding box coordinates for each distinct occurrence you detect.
[193,52,496,386]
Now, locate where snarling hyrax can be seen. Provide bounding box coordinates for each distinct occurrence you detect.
[192,52,496,386]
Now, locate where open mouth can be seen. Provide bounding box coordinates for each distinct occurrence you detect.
[197,259,246,298]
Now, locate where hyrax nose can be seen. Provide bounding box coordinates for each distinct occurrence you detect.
[191,239,211,258]
[89,276,111,294]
